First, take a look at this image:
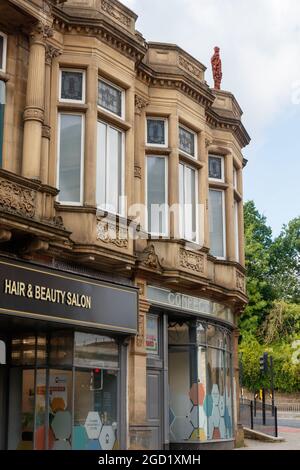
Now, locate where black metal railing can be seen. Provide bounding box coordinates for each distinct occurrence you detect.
[240,398,278,437]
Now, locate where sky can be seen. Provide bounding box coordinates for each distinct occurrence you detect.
[122,0,300,236]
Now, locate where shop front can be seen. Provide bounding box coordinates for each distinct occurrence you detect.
[145,286,236,450]
[0,256,138,451]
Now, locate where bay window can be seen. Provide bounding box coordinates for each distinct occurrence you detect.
[179,163,198,242]
[146,155,168,236]
[97,121,125,215]
[57,113,84,204]
[209,189,226,258]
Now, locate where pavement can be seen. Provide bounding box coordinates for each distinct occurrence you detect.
[240,426,300,450]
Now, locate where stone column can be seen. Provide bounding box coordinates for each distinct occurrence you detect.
[225,152,235,261]
[133,95,148,227]
[128,281,150,449]
[40,45,60,185]
[168,112,179,239]
[84,63,98,206]
[198,134,209,249]
[22,23,53,180]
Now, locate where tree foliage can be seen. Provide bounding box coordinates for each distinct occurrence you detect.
[239,201,300,392]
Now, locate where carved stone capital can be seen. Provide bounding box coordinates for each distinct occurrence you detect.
[135,95,148,115]
[205,138,212,148]
[23,107,44,123]
[30,22,54,46]
[42,125,51,139]
[45,44,62,65]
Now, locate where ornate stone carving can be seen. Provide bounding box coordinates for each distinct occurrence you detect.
[42,125,51,139]
[236,271,246,293]
[101,0,131,27]
[179,248,204,273]
[135,95,148,115]
[30,22,54,45]
[45,44,62,65]
[0,178,36,218]
[139,244,160,270]
[179,55,202,80]
[96,220,128,248]
[211,46,222,90]
[136,312,145,348]
[205,138,212,148]
[134,165,142,179]
[23,107,44,123]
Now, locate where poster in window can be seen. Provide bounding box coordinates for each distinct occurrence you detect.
[146,315,159,355]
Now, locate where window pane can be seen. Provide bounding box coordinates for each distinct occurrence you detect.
[49,331,73,367]
[147,119,165,145]
[209,190,225,257]
[73,369,118,450]
[74,333,119,369]
[234,201,239,261]
[49,369,73,450]
[147,156,167,234]
[107,127,122,213]
[233,167,237,189]
[179,126,195,156]
[209,156,222,180]
[96,122,107,208]
[98,81,122,117]
[185,167,196,241]
[179,163,184,238]
[146,315,159,355]
[61,71,83,101]
[58,114,82,203]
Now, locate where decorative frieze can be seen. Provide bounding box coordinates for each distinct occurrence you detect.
[101,0,131,28]
[0,178,36,218]
[96,220,129,248]
[179,248,204,273]
[136,312,145,348]
[179,55,203,80]
[23,107,44,123]
[236,271,246,293]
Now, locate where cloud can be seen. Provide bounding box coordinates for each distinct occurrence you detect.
[121,0,300,138]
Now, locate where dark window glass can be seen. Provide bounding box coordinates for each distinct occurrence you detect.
[61,71,83,101]
[98,81,122,117]
[147,119,165,145]
[209,156,222,179]
[179,126,195,156]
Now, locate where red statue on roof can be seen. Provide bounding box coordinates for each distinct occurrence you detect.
[211,46,222,90]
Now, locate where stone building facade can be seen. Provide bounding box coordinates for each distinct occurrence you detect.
[0,0,250,451]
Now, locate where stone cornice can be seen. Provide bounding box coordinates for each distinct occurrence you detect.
[206,107,251,148]
[52,5,147,63]
[137,62,215,109]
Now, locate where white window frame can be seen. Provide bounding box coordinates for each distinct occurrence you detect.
[208,154,225,183]
[209,188,226,259]
[59,68,86,104]
[98,77,125,120]
[179,161,199,243]
[146,117,168,148]
[97,120,126,217]
[178,124,197,159]
[145,154,169,237]
[234,200,239,262]
[57,112,85,206]
[0,32,7,73]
